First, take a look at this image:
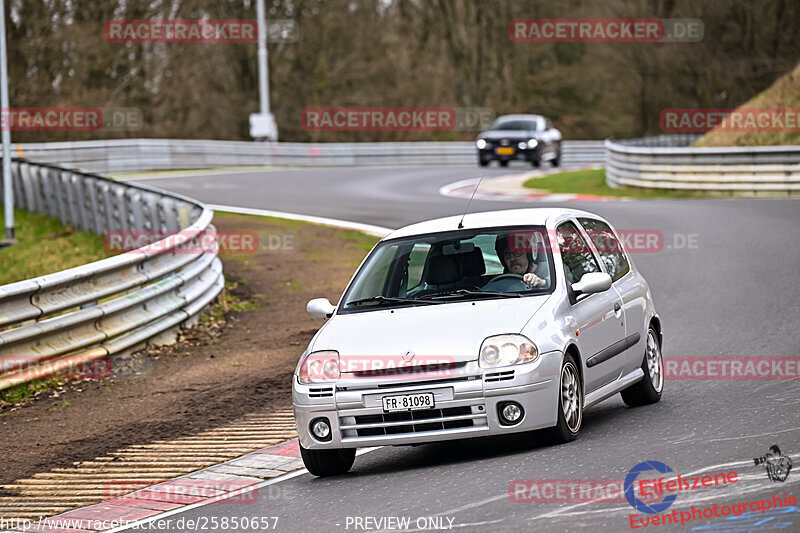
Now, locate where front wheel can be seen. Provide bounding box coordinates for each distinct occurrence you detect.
[300,445,356,477]
[550,152,561,167]
[478,155,490,167]
[541,353,582,444]
[620,326,663,407]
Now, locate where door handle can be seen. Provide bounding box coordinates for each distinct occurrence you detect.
[614,302,621,313]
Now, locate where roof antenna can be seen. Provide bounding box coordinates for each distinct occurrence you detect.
[458,175,484,229]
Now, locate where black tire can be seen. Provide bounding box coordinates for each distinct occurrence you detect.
[530,157,541,168]
[542,353,582,444]
[620,326,664,407]
[300,445,356,477]
[499,160,509,167]
[478,155,490,167]
[550,152,561,167]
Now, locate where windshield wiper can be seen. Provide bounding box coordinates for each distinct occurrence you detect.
[346,295,443,307]
[420,289,522,300]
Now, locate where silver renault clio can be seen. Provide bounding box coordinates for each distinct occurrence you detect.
[293,208,663,476]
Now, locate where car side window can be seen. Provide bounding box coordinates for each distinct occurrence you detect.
[557,221,601,284]
[545,119,553,130]
[406,243,431,290]
[577,218,630,282]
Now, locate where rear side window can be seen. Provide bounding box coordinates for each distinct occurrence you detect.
[578,218,630,282]
[556,221,600,284]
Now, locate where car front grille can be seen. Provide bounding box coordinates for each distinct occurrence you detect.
[484,369,515,382]
[341,406,484,437]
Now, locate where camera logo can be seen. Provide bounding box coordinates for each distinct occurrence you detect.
[624,460,678,514]
[754,445,793,482]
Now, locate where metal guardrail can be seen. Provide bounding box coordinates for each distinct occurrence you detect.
[0,159,224,391]
[13,139,606,173]
[605,136,800,195]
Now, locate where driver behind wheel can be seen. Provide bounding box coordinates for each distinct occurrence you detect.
[494,234,547,288]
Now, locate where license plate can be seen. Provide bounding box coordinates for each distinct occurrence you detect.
[496,147,514,155]
[382,392,435,412]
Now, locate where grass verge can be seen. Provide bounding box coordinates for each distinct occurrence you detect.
[0,378,66,406]
[523,169,708,199]
[0,208,114,285]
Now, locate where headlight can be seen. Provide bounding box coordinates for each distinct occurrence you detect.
[476,139,487,149]
[517,141,527,150]
[298,350,340,384]
[527,138,538,149]
[479,335,538,368]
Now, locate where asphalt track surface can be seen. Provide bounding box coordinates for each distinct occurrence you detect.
[126,165,800,533]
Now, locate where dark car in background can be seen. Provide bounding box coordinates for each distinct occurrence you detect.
[476,114,562,168]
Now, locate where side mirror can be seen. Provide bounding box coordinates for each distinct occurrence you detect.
[307,298,336,319]
[571,272,612,297]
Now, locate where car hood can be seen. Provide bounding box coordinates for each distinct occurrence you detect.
[480,130,538,140]
[309,295,550,364]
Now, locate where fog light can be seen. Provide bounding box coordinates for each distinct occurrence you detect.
[499,402,523,425]
[310,417,331,441]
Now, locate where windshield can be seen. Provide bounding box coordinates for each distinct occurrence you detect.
[340,226,554,312]
[491,119,539,131]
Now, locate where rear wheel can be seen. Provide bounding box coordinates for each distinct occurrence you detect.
[300,445,356,477]
[620,326,663,406]
[542,353,582,443]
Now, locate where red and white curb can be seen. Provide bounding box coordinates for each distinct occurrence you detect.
[439,165,623,203]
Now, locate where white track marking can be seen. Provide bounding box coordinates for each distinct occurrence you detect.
[209,204,392,237]
[668,426,800,445]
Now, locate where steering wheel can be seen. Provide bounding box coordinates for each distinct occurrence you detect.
[488,273,525,283]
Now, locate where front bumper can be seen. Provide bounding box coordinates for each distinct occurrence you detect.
[293,351,562,449]
[478,145,541,161]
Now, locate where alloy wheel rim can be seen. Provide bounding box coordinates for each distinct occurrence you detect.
[646,331,663,393]
[560,362,582,432]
